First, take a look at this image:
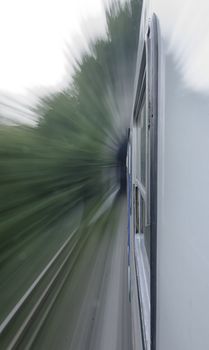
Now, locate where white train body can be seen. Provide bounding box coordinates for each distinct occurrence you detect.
[128,1,209,349]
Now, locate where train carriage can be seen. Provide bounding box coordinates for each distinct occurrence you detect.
[128,1,209,349]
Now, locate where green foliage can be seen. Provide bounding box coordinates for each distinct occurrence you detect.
[0,0,142,262]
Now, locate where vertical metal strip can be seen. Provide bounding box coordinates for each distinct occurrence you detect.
[149,14,159,350]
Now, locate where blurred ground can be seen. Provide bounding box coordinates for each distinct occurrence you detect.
[0,196,132,350]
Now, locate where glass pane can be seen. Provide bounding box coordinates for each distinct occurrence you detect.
[140,194,150,263]
[144,225,150,263]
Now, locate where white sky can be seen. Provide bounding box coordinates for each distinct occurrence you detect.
[0,0,107,96]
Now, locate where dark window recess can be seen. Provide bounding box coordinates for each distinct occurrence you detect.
[135,186,139,233]
[140,195,145,234]
[140,104,146,187]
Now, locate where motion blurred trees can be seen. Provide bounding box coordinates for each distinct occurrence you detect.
[0,0,141,260]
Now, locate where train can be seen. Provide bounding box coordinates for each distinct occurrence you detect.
[127,0,209,349]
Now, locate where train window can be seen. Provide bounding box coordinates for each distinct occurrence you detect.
[135,186,140,233]
[139,101,146,187]
[134,87,150,262]
[140,194,145,234]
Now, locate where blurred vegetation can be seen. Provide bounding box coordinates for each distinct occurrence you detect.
[0,0,141,263]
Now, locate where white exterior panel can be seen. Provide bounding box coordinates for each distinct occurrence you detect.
[154,1,209,349]
[133,1,209,349]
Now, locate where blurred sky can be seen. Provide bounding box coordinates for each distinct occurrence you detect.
[154,0,209,93]
[0,0,107,97]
